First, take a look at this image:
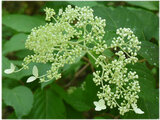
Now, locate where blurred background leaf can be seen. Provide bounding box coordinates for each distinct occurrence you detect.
[29,88,66,119]
[3,33,28,55]
[138,41,159,67]
[2,86,34,118]
[123,63,159,119]
[2,14,45,33]
[126,1,159,11]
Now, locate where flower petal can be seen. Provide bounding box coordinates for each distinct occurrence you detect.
[94,99,106,111]
[133,107,144,114]
[93,101,98,106]
[94,101,101,111]
[4,69,14,74]
[95,106,102,111]
[4,63,15,74]
[99,99,106,110]
[26,76,37,83]
[10,63,15,71]
[132,104,144,114]
[99,99,105,105]
[32,65,38,78]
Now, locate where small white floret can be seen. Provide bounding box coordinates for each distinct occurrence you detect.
[132,104,144,114]
[32,65,38,78]
[26,76,37,83]
[94,99,106,111]
[4,63,15,74]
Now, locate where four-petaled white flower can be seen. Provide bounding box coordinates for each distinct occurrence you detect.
[27,65,39,83]
[4,63,15,74]
[132,104,144,114]
[94,99,106,111]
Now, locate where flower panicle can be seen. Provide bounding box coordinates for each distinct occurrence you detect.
[4,5,143,115]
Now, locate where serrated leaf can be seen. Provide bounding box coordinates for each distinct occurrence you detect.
[127,7,159,42]
[138,41,158,67]
[32,65,38,78]
[2,86,34,118]
[29,88,66,119]
[123,63,159,119]
[83,75,99,107]
[93,6,144,42]
[2,33,28,55]
[126,1,159,11]
[93,6,158,43]
[51,84,91,112]
[2,14,45,33]
[66,88,91,111]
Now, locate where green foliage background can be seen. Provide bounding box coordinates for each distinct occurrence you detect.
[2,1,159,119]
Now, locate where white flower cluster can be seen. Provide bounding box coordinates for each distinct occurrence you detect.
[4,5,143,115]
[93,28,143,115]
[44,7,56,21]
[111,28,141,57]
[22,5,106,82]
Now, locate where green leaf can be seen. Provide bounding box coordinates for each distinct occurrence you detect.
[93,6,158,43]
[65,103,84,119]
[2,56,32,80]
[68,1,98,7]
[30,88,66,119]
[7,112,17,119]
[138,41,158,67]
[2,78,20,89]
[63,60,84,78]
[52,75,99,112]
[104,31,117,46]
[41,79,54,89]
[81,75,99,107]
[2,86,34,118]
[123,63,159,119]
[44,1,68,13]
[126,1,159,11]
[67,88,91,111]
[2,33,28,55]
[127,7,159,42]
[2,14,45,33]
[93,6,144,41]
[103,49,114,58]
[10,60,23,67]
[2,25,16,41]
[52,83,91,111]
[15,49,34,59]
